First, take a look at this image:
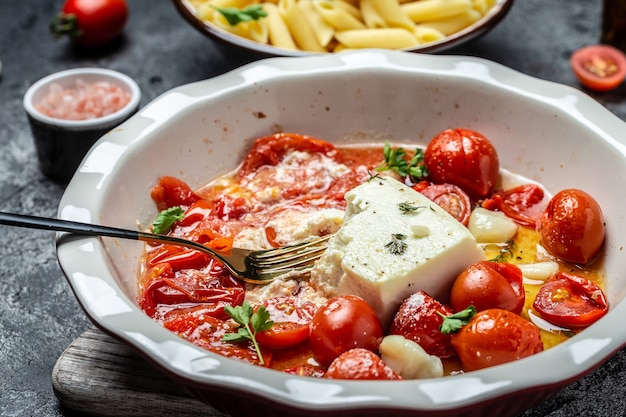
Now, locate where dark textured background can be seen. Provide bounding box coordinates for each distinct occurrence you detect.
[1,1,625,416]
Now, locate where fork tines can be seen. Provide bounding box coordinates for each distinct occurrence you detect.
[250,234,332,275]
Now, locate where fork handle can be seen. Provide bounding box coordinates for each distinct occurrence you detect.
[0,211,142,240]
[0,211,216,255]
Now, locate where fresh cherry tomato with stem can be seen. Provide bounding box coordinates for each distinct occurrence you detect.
[570,45,626,91]
[450,261,525,315]
[540,189,605,264]
[309,295,383,367]
[255,296,317,349]
[533,272,608,328]
[324,348,402,380]
[419,183,472,225]
[50,0,129,47]
[451,308,544,371]
[389,291,455,358]
[424,128,500,199]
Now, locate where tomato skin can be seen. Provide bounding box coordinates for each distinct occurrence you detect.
[571,45,626,91]
[424,128,499,199]
[255,296,317,350]
[533,272,608,328]
[389,291,455,358]
[539,189,605,264]
[419,183,472,225]
[481,184,545,228]
[451,309,544,371]
[54,0,129,46]
[450,261,525,315]
[324,348,402,380]
[309,295,383,367]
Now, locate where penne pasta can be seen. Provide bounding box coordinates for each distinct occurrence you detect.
[188,0,498,53]
[335,28,419,49]
[299,0,335,47]
[368,0,415,31]
[413,25,446,44]
[278,0,326,52]
[312,0,366,31]
[418,9,481,36]
[401,0,472,23]
[359,0,388,28]
[263,2,298,49]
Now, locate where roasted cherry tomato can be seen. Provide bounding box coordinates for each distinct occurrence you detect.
[239,133,338,177]
[540,189,605,264]
[424,128,499,199]
[309,295,383,367]
[420,183,472,225]
[451,309,544,371]
[570,45,626,91]
[255,296,317,349]
[533,272,608,328]
[139,262,245,321]
[163,309,271,366]
[389,291,455,358]
[324,348,402,380]
[481,184,545,228]
[50,0,129,47]
[150,176,201,211]
[450,261,525,315]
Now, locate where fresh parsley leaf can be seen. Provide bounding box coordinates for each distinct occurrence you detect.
[214,5,267,26]
[375,141,428,183]
[439,306,477,334]
[222,301,273,365]
[385,233,408,255]
[152,206,185,234]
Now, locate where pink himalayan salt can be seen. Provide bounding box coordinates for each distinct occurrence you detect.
[35,78,131,120]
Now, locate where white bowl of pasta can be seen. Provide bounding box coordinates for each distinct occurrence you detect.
[57,49,626,417]
[173,0,514,56]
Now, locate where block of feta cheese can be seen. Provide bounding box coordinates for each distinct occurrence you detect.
[311,177,486,327]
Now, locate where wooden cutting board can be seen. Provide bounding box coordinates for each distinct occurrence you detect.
[52,327,229,417]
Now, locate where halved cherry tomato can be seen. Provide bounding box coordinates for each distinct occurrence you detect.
[309,295,383,367]
[481,184,545,228]
[424,128,499,199]
[150,176,201,211]
[571,45,626,91]
[451,308,544,371]
[255,296,317,349]
[50,0,129,47]
[419,183,472,225]
[389,291,455,358]
[533,272,608,328]
[324,348,402,380]
[450,261,525,315]
[539,189,605,264]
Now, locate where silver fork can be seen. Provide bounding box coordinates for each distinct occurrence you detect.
[0,212,331,284]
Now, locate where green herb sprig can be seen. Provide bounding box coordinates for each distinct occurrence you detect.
[439,306,477,334]
[385,233,408,255]
[152,206,185,234]
[375,141,429,183]
[398,202,425,214]
[222,301,273,365]
[214,5,268,26]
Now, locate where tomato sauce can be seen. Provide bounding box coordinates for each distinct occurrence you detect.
[138,132,606,377]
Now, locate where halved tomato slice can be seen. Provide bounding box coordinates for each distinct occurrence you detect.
[571,44,626,91]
